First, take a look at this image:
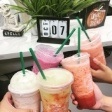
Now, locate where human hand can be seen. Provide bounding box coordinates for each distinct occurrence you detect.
[91,58,112,83]
[0,92,33,112]
[71,82,104,110]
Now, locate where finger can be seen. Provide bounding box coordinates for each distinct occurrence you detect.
[5,92,14,105]
[91,68,105,80]
[72,100,78,105]
[3,92,12,104]
[93,58,107,71]
[91,68,101,78]
[71,93,75,100]
[91,68,97,77]
[1,92,16,111]
[3,92,12,100]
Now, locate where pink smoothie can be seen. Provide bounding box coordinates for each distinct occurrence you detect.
[32,44,64,74]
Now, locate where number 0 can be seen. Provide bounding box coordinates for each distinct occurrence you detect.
[52,25,57,35]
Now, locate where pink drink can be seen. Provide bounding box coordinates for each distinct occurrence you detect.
[81,33,106,70]
[61,53,96,109]
[32,44,64,74]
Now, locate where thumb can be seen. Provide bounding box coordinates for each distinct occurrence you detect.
[3,92,11,100]
[93,58,107,71]
[2,92,13,105]
[91,68,104,81]
[91,68,97,77]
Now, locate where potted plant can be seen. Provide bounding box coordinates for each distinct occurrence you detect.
[11,0,99,32]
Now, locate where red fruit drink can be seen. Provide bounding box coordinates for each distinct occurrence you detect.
[81,33,106,70]
[61,53,96,109]
[32,44,64,74]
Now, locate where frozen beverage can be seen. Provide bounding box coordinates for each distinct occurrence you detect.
[61,53,96,109]
[37,68,74,112]
[32,44,64,74]
[81,33,106,70]
[8,69,40,112]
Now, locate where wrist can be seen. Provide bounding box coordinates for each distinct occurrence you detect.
[100,95,112,112]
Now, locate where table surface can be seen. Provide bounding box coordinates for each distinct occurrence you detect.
[0,16,112,60]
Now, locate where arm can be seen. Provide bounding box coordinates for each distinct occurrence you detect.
[91,58,112,83]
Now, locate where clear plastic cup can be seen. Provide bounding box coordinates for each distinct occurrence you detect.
[37,68,74,112]
[61,53,96,109]
[32,44,64,74]
[8,69,41,112]
[81,33,106,70]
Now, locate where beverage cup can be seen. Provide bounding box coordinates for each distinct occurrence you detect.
[32,44,64,74]
[61,52,96,109]
[81,33,106,70]
[37,68,74,112]
[8,69,41,112]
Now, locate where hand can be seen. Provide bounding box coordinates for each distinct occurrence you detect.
[0,92,33,112]
[71,82,104,110]
[91,58,112,83]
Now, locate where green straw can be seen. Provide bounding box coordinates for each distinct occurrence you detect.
[78,27,81,57]
[76,16,91,42]
[29,48,46,80]
[20,52,25,76]
[55,28,76,55]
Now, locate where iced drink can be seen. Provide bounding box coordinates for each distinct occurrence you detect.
[81,33,106,70]
[37,68,74,112]
[61,53,96,109]
[32,44,64,74]
[8,69,40,112]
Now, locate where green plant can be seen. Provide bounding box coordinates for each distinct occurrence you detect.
[11,0,99,31]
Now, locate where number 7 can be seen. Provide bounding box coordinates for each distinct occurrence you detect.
[60,26,65,35]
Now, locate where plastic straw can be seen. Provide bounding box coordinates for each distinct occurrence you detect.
[20,52,25,76]
[78,28,80,57]
[55,28,76,55]
[29,48,46,80]
[76,16,91,42]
